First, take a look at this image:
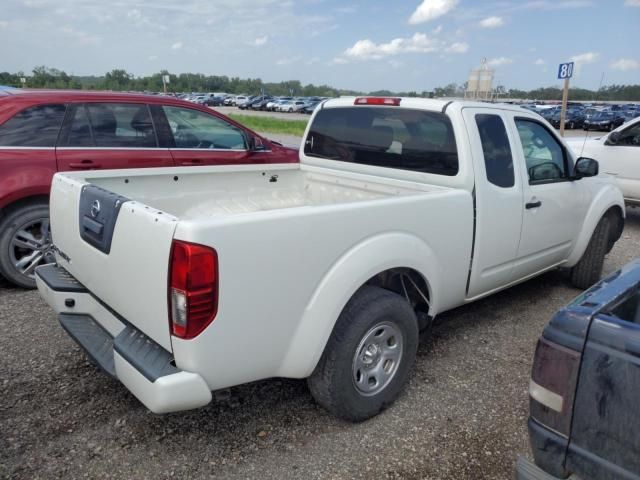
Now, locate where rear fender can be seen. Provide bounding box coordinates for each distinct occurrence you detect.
[565,183,624,267]
[278,232,440,378]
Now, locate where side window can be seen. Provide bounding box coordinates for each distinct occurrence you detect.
[476,114,514,188]
[66,105,94,147]
[616,123,640,147]
[83,103,157,148]
[163,106,247,150]
[0,104,66,147]
[515,119,567,184]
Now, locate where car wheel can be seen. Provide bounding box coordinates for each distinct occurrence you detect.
[567,121,574,130]
[307,285,419,422]
[0,203,55,289]
[570,216,610,290]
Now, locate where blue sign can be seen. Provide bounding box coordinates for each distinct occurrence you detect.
[557,62,574,80]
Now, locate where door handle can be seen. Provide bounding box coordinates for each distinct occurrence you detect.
[180,159,204,166]
[525,200,542,209]
[69,160,102,169]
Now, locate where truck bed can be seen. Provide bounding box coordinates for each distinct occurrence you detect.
[83,164,440,220]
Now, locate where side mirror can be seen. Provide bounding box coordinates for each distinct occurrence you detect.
[573,157,599,180]
[605,131,620,146]
[248,136,267,152]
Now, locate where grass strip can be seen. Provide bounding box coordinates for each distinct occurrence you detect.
[229,114,308,137]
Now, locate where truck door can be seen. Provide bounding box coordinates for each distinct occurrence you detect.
[462,108,524,298]
[568,284,640,478]
[509,116,588,279]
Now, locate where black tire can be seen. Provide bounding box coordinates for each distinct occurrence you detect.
[307,286,419,422]
[0,203,53,289]
[570,216,610,290]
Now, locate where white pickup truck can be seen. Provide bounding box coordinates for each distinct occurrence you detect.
[36,97,624,421]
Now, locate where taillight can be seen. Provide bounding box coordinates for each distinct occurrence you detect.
[169,240,218,339]
[529,337,581,436]
[354,97,401,106]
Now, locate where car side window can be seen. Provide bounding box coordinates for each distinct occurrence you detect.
[0,104,66,147]
[84,103,157,148]
[515,119,567,184]
[476,114,515,188]
[616,123,640,147]
[162,106,247,150]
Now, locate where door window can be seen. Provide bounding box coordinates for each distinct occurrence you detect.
[476,114,514,188]
[515,119,567,184]
[616,122,640,147]
[162,106,247,150]
[0,104,66,147]
[85,103,157,148]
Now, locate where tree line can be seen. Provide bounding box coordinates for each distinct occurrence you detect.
[1,66,639,101]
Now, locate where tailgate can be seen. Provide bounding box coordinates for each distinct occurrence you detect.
[49,174,177,351]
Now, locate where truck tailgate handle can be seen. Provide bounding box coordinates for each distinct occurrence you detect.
[81,216,104,235]
[526,200,542,209]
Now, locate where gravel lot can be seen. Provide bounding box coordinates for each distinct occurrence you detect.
[1,208,638,480]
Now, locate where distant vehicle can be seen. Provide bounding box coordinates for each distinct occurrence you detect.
[517,259,640,480]
[301,100,321,114]
[250,96,274,110]
[0,89,299,288]
[237,95,259,110]
[583,111,624,131]
[549,110,585,130]
[233,95,250,106]
[278,100,307,112]
[567,116,640,206]
[203,96,224,107]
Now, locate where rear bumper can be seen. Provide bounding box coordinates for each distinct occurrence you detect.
[35,264,212,414]
[516,457,564,480]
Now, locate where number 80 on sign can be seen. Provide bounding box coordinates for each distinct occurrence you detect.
[557,62,574,80]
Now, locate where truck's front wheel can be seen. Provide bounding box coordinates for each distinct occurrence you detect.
[570,216,610,290]
[308,286,419,422]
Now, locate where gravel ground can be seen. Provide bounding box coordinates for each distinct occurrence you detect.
[1,209,638,480]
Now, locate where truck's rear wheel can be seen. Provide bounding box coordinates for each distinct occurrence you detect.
[0,203,54,289]
[308,286,419,422]
[570,216,610,290]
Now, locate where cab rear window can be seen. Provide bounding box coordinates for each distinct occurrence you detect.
[304,107,459,176]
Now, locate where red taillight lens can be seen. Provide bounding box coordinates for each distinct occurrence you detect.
[354,97,401,106]
[529,337,581,436]
[169,240,218,339]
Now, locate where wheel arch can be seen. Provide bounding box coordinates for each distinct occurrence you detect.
[277,232,440,378]
[565,184,625,267]
[0,195,50,224]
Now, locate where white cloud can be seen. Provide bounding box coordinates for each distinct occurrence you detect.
[253,36,268,46]
[432,24,443,34]
[409,0,457,25]
[570,51,599,64]
[148,55,158,61]
[343,32,465,60]
[0,20,8,28]
[331,57,349,65]
[487,57,513,67]
[479,16,504,28]
[276,56,300,66]
[624,0,640,6]
[171,41,183,50]
[446,42,468,54]
[534,58,545,65]
[611,58,640,71]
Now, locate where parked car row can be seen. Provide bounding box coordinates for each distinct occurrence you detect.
[173,92,329,115]
[521,103,640,131]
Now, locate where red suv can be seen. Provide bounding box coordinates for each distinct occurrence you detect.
[0,89,298,288]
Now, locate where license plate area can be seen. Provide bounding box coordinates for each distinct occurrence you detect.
[78,185,129,254]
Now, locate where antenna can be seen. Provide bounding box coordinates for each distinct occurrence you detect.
[578,71,606,156]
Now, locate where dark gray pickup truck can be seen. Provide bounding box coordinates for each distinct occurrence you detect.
[518,259,640,480]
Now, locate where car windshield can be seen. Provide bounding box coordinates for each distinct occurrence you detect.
[304,106,459,176]
[594,112,612,119]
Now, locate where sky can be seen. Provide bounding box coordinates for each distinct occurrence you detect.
[1,0,639,92]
